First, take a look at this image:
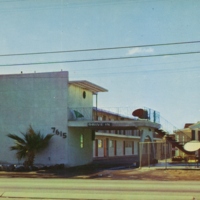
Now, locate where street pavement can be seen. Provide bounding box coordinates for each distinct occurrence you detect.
[0,178,199,200]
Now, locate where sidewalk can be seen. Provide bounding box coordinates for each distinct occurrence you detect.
[141,160,200,169]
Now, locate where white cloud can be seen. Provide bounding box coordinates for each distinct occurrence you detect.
[128,47,154,55]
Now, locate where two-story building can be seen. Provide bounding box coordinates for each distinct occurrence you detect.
[0,71,161,167]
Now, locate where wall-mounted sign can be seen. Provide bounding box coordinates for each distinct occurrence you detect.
[51,127,67,139]
[88,122,112,127]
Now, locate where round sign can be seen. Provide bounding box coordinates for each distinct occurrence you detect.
[183,140,200,152]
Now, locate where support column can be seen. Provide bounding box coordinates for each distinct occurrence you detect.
[139,128,156,167]
[95,139,98,157]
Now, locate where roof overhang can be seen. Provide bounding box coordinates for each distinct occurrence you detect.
[69,80,108,94]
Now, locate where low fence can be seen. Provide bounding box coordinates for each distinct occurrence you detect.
[139,141,173,169]
[139,141,200,169]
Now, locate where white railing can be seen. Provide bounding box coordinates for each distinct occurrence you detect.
[68,106,158,121]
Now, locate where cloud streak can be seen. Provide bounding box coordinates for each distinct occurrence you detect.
[127,47,154,55]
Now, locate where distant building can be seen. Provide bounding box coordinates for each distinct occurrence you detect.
[174,122,200,157]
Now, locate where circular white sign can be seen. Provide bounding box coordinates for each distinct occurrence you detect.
[184,140,200,152]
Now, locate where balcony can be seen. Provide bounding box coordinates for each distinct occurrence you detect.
[68,107,162,133]
[68,107,160,122]
[68,107,139,121]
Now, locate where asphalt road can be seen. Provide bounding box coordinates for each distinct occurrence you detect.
[0,178,199,200]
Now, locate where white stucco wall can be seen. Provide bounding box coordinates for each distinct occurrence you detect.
[68,84,93,120]
[140,127,154,143]
[68,128,93,166]
[0,72,69,165]
[67,83,95,166]
[68,85,93,107]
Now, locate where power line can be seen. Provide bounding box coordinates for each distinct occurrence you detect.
[73,65,200,78]
[0,40,200,57]
[72,59,200,72]
[1,50,200,67]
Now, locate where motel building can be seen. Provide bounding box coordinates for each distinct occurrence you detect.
[0,71,161,167]
[92,108,160,160]
[174,122,200,158]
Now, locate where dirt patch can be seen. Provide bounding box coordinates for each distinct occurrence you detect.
[91,168,200,181]
[0,164,200,181]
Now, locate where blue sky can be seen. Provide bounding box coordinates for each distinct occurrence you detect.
[0,0,200,129]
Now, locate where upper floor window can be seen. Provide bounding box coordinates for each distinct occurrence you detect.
[98,116,102,121]
[83,91,86,99]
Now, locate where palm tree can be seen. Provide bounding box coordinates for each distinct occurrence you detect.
[7,125,54,168]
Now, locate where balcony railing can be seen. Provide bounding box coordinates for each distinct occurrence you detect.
[68,106,160,122]
[159,116,191,142]
[68,107,191,139]
[68,106,141,121]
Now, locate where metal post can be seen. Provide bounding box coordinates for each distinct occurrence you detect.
[165,140,167,169]
[148,142,150,168]
[139,142,142,168]
[95,93,98,120]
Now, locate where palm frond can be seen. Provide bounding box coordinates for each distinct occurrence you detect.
[7,133,26,145]
[10,144,27,160]
[8,126,54,165]
[39,134,54,151]
[16,149,27,160]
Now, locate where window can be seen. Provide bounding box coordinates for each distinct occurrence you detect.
[98,116,102,121]
[80,134,84,148]
[125,130,132,136]
[102,115,106,120]
[125,141,132,148]
[118,130,124,135]
[98,139,103,148]
[109,140,114,148]
[116,130,122,135]
[110,130,115,134]
[83,91,86,99]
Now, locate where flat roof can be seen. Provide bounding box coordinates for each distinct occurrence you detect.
[69,80,108,94]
